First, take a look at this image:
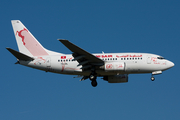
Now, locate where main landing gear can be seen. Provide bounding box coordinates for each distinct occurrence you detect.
[89,72,97,87]
[91,80,97,87]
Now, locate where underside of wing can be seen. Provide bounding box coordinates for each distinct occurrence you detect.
[59,40,104,71]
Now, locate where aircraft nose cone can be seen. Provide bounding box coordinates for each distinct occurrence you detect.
[168,61,174,68]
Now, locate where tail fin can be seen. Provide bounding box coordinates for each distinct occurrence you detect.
[11,20,60,57]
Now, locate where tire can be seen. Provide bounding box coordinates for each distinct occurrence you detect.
[151,77,155,81]
[91,80,97,87]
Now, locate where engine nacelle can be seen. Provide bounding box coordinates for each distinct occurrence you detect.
[103,74,128,83]
[104,62,125,71]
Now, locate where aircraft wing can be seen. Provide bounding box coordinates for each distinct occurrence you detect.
[59,40,104,70]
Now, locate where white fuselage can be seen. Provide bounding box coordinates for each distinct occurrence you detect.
[19,53,174,76]
[8,20,175,87]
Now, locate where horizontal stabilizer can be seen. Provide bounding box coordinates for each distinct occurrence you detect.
[6,48,34,61]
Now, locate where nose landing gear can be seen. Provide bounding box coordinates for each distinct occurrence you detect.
[151,71,162,81]
[151,76,155,81]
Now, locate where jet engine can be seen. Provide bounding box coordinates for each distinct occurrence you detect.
[103,74,128,83]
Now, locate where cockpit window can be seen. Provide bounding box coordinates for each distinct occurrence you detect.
[157,56,165,60]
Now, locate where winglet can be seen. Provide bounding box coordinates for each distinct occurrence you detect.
[6,48,34,61]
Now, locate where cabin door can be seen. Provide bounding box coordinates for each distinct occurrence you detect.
[147,56,151,64]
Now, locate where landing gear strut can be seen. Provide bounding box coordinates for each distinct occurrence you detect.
[90,74,96,80]
[151,71,162,81]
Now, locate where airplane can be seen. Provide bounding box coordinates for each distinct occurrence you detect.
[7,20,174,87]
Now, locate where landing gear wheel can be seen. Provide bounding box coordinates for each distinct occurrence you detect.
[151,77,155,81]
[91,80,97,87]
[89,70,97,87]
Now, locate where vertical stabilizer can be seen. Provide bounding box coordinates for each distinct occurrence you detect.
[11,20,50,57]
